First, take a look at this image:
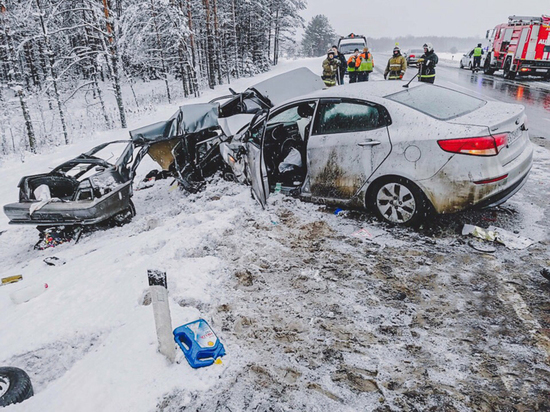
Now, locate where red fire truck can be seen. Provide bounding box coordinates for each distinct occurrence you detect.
[484,15,550,80]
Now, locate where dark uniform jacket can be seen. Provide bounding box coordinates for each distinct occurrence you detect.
[420,50,438,81]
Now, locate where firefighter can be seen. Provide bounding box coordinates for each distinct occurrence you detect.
[357,47,374,82]
[347,49,361,84]
[332,45,347,85]
[384,46,406,80]
[418,43,438,83]
[472,43,484,72]
[322,49,340,87]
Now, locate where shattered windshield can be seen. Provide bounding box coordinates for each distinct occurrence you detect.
[386,85,486,120]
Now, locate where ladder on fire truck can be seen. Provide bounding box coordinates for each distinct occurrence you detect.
[507,15,550,25]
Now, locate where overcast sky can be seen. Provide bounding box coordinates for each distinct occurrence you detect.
[299,0,549,38]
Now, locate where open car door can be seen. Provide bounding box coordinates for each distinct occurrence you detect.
[245,112,270,209]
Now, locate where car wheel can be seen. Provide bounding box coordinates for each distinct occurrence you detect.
[460,61,464,69]
[368,177,429,227]
[111,200,136,227]
[468,62,472,70]
[0,367,34,407]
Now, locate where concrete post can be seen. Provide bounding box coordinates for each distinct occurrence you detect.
[148,269,176,363]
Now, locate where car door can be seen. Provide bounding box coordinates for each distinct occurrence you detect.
[306,98,392,201]
[245,113,270,208]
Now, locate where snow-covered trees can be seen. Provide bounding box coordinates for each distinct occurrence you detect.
[0,0,306,157]
[301,14,336,57]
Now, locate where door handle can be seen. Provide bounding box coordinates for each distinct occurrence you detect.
[357,140,381,147]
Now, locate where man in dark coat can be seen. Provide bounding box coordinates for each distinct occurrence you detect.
[418,42,438,83]
[332,45,347,85]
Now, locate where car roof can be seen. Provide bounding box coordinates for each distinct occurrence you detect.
[278,80,426,105]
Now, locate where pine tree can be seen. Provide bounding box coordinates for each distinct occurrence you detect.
[301,14,336,57]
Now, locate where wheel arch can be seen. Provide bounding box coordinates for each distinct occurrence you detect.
[364,174,435,212]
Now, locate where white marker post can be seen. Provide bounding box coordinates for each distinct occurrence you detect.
[148,270,176,363]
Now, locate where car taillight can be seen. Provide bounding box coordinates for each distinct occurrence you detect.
[410,54,415,58]
[437,134,508,156]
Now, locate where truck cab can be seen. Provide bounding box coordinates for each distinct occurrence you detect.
[337,33,368,73]
[484,15,550,80]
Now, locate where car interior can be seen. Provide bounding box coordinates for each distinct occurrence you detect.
[260,102,315,191]
[21,161,122,202]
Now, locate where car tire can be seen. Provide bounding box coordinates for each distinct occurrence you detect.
[468,62,472,70]
[0,367,34,407]
[460,61,464,69]
[368,177,430,227]
[111,200,136,227]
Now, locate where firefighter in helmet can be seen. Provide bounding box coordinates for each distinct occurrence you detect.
[472,43,484,72]
[384,46,407,80]
[418,43,438,83]
[322,49,340,87]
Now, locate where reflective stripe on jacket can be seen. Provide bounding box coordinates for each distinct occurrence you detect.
[358,52,373,72]
[384,55,406,78]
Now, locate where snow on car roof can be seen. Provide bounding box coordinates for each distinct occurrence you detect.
[278,80,425,105]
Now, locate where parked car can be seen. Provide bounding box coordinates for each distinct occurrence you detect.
[460,48,487,70]
[405,48,424,66]
[3,140,145,228]
[226,81,533,226]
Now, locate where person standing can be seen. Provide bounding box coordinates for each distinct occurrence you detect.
[347,49,361,84]
[322,49,339,87]
[384,46,406,80]
[418,43,438,83]
[332,45,347,85]
[357,47,374,82]
[472,43,484,72]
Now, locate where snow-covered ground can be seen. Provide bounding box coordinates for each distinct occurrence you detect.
[1,57,550,411]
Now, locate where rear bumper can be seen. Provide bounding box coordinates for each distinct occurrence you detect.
[475,166,531,209]
[418,140,534,214]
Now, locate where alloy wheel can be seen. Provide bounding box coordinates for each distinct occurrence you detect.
[375,182,417,224]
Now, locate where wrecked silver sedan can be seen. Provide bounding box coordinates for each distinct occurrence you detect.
[3,141,145,229]
[230,81,534,226]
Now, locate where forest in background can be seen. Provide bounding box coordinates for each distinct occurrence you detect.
[1,3,487,159]
[0,0,305,157]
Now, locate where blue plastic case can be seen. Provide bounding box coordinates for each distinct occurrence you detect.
[173,319,226,368]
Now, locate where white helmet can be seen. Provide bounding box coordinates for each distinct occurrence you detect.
[423,43,433,52]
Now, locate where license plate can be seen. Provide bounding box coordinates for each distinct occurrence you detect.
[508,127,523,146]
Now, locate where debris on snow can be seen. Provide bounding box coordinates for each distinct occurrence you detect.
[43,256,67,266]
[462,224,535,250]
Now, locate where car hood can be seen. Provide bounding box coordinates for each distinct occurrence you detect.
[447,101,524,130]
[248,67,325,106]
[129,103,219,145]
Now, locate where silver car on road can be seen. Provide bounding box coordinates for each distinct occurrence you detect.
[234,81,533,226]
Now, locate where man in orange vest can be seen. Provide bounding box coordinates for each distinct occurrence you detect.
[347,49,361,83]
